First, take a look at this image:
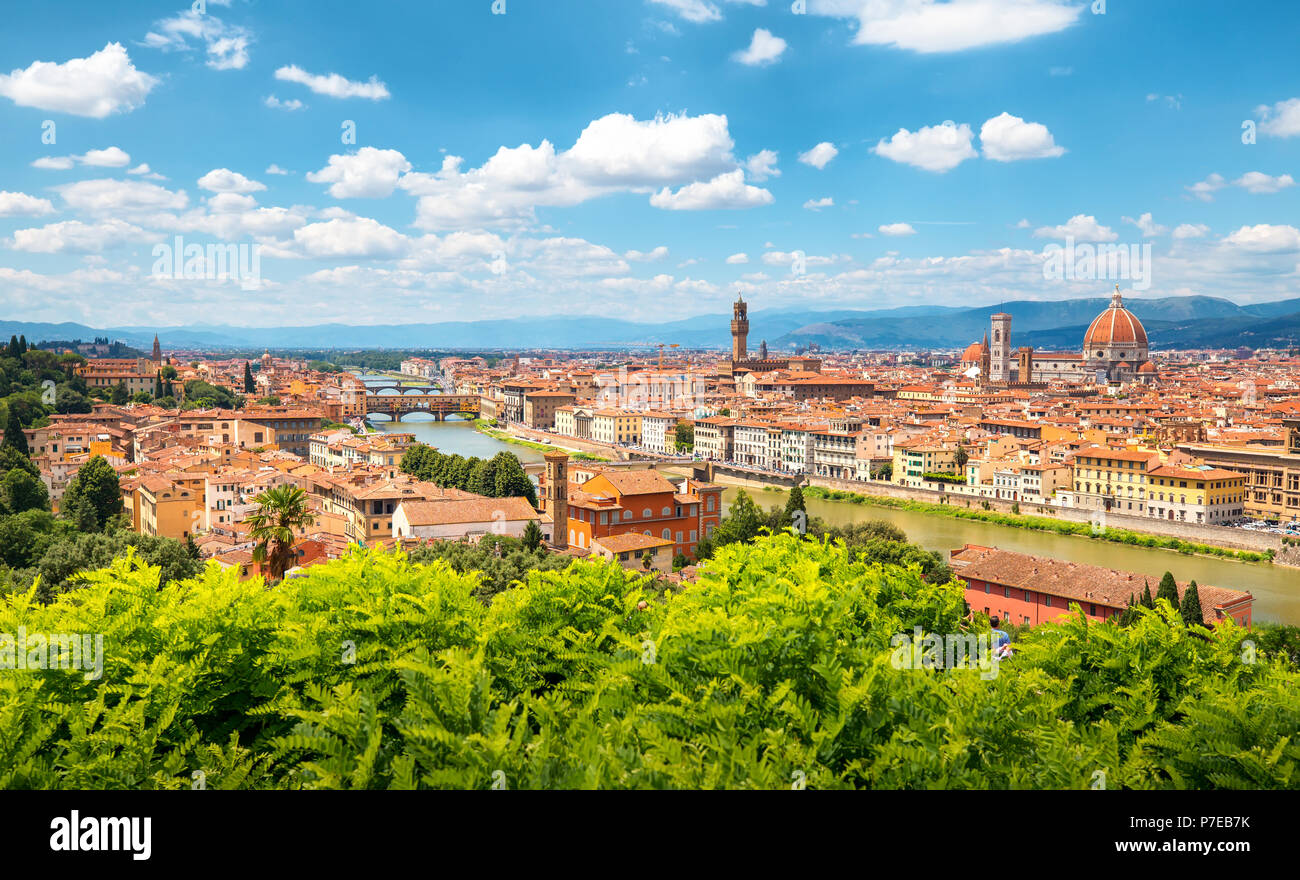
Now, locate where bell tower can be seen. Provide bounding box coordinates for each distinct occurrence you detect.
[731,295,749,362]
[542,450,569,549]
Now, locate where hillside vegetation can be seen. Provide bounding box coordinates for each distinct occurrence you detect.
[1,534,1295,789]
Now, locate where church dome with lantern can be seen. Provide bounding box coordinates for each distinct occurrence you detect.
[1083,286,1149,381]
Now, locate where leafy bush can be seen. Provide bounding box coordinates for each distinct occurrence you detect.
[0,535,1294,789]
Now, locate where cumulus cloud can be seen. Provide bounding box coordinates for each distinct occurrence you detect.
[1223,224,1300,253]
[878,222,917,236]
[8,218,151,253]
[32,146,131,170]
[264,95,304,111]
[743,149,780,181]
[0,191,56,216]
[803,197,834,211]
[1172,223,1210,239]
[1122,212,1166,237]
[307,148,412,198]
[265,164,290,175]
[197,168,267,194]
[1256,97,1300,138]
[726,252,749,264]
[293,217,408,258]
[0,42,158,117]
[399,112,756,228]
[1185,173,1226,202]
[1033,214,1117,242]
[798,142,839,169]
[809,0,1084,53]
[873,121,976,172]
[1233,171,1295,194]
[274,65,390,99]
[624,246,669,261]
[650,169,774,210]
[56,178,188,216]
[979,112,1065,161]
[732,28,786,66]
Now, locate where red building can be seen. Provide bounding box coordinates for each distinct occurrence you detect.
[557,467,722,561]
[950,544,1253,628]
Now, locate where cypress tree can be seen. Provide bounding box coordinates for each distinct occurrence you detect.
[1140,581,1154,609]
[4,409,28,455]
[1156,571,1179,607]
[6,335,17,358]
[1180,581,1203,626]
[18,335,26,355]
[783,484,806,530]
[243,362,256,393]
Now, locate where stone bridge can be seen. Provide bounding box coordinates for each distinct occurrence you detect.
[365,393,480,421]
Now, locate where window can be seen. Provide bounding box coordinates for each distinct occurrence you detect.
[984,583,990,594]
[663,506,672,516]
[1004,586,1010,598]
[623,510,631,520]
[662,529,671,540]
[1044,595,1052,607]
[1024,590,1031,602]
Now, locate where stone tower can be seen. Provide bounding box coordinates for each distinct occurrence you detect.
[759,339,768,360]
[731,295,749,363]
[543,450,569,549]
[989,312,1012,384]
[979,332,991,387]
[151,334,162,362]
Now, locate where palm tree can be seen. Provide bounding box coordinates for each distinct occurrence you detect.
[246,485,315,582]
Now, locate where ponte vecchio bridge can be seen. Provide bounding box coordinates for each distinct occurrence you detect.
[364,387,481,421]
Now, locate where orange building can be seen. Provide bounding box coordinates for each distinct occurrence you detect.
[562,468,722,561]
[950,544,1253,628]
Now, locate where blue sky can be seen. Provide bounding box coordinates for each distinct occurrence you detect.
[0,0,1297,328]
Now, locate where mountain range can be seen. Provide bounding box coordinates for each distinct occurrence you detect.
[4,295,1299,352]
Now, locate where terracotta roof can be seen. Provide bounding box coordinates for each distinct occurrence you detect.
[949,545,1251,622]
[396,496,539,526]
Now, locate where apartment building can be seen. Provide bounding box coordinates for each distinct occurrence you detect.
[694,416,735,461]
[1145,464,1246,524]
[564,469,722,560]
[591,410,641,446]
[1070,446,1159,515]
[639,411,680,455]
[523,390,577,429]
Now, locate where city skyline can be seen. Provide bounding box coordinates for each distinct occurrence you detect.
[0,0,1298,329]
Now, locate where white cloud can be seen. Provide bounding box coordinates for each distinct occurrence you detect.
[803,197,834,211]
[1015,218,1031,228]
[1172,223,1210,240]
[878,222,917,236]
[8,218,151,253]
[650,169,773,210]
[197,168,266,195]
[141,8,251,70]
[80,146,132,167]
[265,164,290,175]
[624,246,669,261]
[1033,214,1117,242]
[1223,224,1300,254]
[743,149,780,181]
[0,42,158,118]
[1233,171,1295,194]
[293,217,408,258]
[274,65,390,99]
[127,163,166,180]
[726,252,749,264]
[0,191,56,217]
[31,156,74,170]
[31,146,132,170]
[648,0,722,22]
[1122,212,1166,237]
[399,111,746,228]
[873,122,976,172]
[1185,173,1226,202]
[306,147,412,199]
[798,142,839,169]
[979,112,1065,161]
[810,0,1084,53]
[732,28,787,66]
[264,95,304,111]
[1256,97,1300,138]
[56,178,188,216]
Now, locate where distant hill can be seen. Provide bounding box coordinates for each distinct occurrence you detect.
[771,295,1300,351]
[3,295,1296,352]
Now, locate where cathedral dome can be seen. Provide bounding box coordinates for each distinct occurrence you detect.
[961,340,986,363]
[1084,287,1147,349]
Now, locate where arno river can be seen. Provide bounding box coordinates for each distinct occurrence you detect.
[369,402,1300,626]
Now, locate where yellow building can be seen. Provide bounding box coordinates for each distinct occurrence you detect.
[1146,465,1246,525]
[892,442,958,483]
[1070,446,1158,514]
[591,409,641,446]
[137,475,204,540]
